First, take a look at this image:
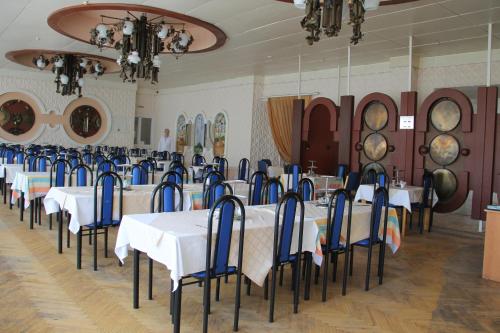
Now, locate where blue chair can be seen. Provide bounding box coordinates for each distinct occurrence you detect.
[143,181,185,303]
[171,152,184,164]
[192,154,205,166]
[257,159,271,174]
[82,152,94,166]
[268,192,305,322]
[203,180,233,209]
[286,164,302,192]
[261,177,284,205]
[48,159,71,232]
[217,157,229,179]
[3,147,15,164]
[410,171,435,234]
[69,164,94,187]
[238,158,250,182]
[298,178,315,201]
[248,171,268,206]
[337,164,348,180]
[319,189,352,300]
[23,154,37,171]
[344,171,360,195]
[202,170,225,199]
[130,164,149,185]
[173,195,246,333]
[349,187,389,291]
[169,162,189,184]
[96,159,116,177]
[68,156,82,169]
[16,151,26,165]
[377,171,389,190]
[194,164,213,183]
[77,171,123,271]
[161,171,183,188]
[34,155,50,172]
[362,168,377,185]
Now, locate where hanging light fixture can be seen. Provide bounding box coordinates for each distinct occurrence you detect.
[33,54,105,97]
[299,0,379,45]
[89,12,194,84]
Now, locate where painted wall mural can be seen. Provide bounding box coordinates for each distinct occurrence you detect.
[176,114,187,153]
[193,113,205,154]
[213,112,226,157]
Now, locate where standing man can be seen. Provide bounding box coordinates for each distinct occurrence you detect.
[158,128,174,153]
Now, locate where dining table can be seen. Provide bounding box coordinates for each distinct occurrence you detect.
[0,163,24,204]
[44,181,249,254]
[354,184,438,236]
[114,200,400,332]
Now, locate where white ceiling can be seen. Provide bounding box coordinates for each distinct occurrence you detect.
[1,0,499,88]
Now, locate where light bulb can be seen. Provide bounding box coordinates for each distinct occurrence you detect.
[152,55,161,68]
[178,32,190,47]
[54,58,64,68]
[80,58,87,68]
[127,51,141,64]
[123,20,134,35]
[60,74,69,85]
[157,25,168,39]
[95,24,108,39]
[36,58,46,69]
[78,78,85,87]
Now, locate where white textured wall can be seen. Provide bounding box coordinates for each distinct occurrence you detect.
[153,76,255,167]
[0,68,137,147]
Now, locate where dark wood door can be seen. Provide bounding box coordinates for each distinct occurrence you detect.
[300,104,338,175]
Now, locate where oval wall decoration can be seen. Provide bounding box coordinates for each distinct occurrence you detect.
[62,97,109,144]
[430,99,461,132]
[433,168,458,202]
[0,92,44,143]
[363,133,388,161]
[364,102,388,131]
[429,134,460,166]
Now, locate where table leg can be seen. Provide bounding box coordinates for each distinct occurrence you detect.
[401,208,407,238]
[133,249,140,309]
[20,192,24,221]
[29,200,34,229]
[3,181,6,204]
[57,210,63,254]
[173,282,182,333]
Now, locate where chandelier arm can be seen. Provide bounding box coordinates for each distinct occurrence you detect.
[127,11,139,20]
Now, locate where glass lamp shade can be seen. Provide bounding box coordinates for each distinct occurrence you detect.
[79,58,88,68]
[78,78,85,87]
[123,20,134,36]
[60,74,69,85]
[36,58,47,69]
[157,25,168,39]
[95,24,108,39]
[178,32,190,47]
[364,0,380,11]
[94,63,103,74]
[127,51,141,64]
[116,55,123,65]
[152,55,161,68]
[54,58,64,68]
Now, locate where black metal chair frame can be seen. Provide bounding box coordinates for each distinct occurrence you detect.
[298,178,315,201]
[202,181,233,209]
[261,177,284,205]
[237,158,250,183]
[247,171,269,206]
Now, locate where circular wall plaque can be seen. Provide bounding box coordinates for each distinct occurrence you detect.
[363,133,388,161]
[430,99,461,132]
[362,162,386,178]
[0,99,35,135]
[70,105,102,138]
[433,168,458,202]
[364,102,388,131]
[429,134,460,166]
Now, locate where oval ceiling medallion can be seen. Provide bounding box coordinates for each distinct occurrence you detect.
[433,168,457,202]
[430,99,461,132]
[275,0,421,5]
[5,49,120,73]
[47,3,226,54]
[364,101,388,131]
[429,134,460,166]
[363,133,388,161]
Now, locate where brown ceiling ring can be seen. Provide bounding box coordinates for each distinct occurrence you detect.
[275,0,421,5]
[5,49,121,73]
[47,3,227,54]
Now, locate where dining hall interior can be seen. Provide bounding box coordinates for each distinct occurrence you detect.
[0,0,500,332]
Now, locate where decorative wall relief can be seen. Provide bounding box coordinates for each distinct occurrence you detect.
[176,114,187,153]
[193,113,205,154]
[62,97,109,144]
[0,92,44,143]
[213,112,226,157]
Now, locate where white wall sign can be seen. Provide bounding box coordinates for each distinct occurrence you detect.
[399,116,415,130]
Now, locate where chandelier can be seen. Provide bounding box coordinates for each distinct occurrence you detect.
[32,54,105,97]
[89,12,194,84]
[296,0,379,45]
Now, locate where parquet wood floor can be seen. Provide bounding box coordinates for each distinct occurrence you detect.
[1,206,499,333]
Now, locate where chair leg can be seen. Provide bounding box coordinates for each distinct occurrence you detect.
[173,282,183,333]
[233,270,243,332]
[365,246,373,291]
[202,277,210,333]
[314,265,320,284]
[379,243,386,285]
[93,228,98,271]
[279,266,284,286]
[133,249,140,309]
[409,210,413,230]
[66,214,71,248]
[269,263,277,322]
[49,211,53,230]
[77,228,82,269]
[104,228,108,258]
[333,253,338,282]
[216,277,221,301]
[148,258,153,300]
[246,276,251,296]
[342,248,349,296]
[349,246,354,276]
[428,208,434,232]
[322,252,330,302]
[293,257,301,314]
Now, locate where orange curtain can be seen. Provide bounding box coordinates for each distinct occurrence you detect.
[267,96,311,163]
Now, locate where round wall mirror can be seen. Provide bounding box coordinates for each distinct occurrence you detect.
[69,105,101,138]
[429,134,460,166]
[364,102,388,131]
[430,99,461,132]
[0,99,35,135]
[363,133,388,161]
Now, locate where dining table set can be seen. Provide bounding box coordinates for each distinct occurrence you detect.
[0,153,438,332]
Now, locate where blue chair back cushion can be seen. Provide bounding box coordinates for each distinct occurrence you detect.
[279,197,297,264]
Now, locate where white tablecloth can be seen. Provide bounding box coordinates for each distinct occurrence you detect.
[354,185,438,212]
[44,182,249,234]
[115,205,319,291]
[0,164,24,183]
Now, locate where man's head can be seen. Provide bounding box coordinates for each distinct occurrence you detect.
[164,128,170,137]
